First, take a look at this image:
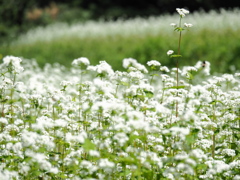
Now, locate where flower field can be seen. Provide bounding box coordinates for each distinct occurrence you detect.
[0,55,239,180]
[1,8,240,180]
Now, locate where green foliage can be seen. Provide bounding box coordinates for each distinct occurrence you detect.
[1,28,240,73]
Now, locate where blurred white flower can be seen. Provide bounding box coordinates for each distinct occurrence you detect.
[147,60,161,67]
[176,8,190,17]
[167,50,174,56]
[3,55,24,73]
[170,23,177,27]
[184,23,193,28]
[72,57,90,66]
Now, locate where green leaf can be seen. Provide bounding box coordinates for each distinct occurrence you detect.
[82,138,96,151]
[144,90,154,98]
[231,127,240,131]
[120,81,129,86]
[187,72,194,80]
[164,86,185,90]
[170,55,182,58]
[174,27,185,32]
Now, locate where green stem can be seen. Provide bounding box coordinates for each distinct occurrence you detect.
[176,17,182,118]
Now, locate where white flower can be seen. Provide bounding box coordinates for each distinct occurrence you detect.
[184,23,193,28]
[89,150,100,157]
[3,55,24,73]
[222,149,236,157]
[60,80,72,87]
[122,58,137,69]
[176,8,190,17]
[98,158,115,172]
[113,132,129,147]
[167,50,174,56]
[72,57,90,66]
[170,23,177,27]
[160,66,170,72]
[147,60,161,67]
[95,61,114,76]
[0,117,8,124]
[123,58,148,73]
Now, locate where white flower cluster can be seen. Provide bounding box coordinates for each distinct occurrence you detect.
[176,8,190,17]
[0,56,239,179]
[72,57,90,66]
[2,56,24,73]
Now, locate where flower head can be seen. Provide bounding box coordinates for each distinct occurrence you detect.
[184,23,193,28]
[72,57,90,66]
[170,23,177,27]
[147,60,161,67]
[2,55,24,73]
[167,50,174,56]
[176,8,189,17]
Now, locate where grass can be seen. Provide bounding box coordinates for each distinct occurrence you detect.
[1,8,240,73]
[2,29,240,73]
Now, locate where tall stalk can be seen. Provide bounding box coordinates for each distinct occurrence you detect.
[175,17,183,118]
[168,8,192,117]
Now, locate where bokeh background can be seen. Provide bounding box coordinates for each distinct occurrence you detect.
[1,0,240,73]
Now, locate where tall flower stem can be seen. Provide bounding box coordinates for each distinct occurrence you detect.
[175,17,182,118]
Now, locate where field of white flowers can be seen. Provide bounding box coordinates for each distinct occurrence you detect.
[1,8,240,180]
[0,55,240,179]
[13,8,240,45]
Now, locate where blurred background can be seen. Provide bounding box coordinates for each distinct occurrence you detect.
[1,0,240,73]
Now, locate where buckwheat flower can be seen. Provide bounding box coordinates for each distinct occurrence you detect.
[154,145,165,152]
[60,80,72,87]
[81,160,98,174]
[167,50,174,56]
[147,60,161,67]
[234,73,240,77]
[181,66,198,77]
[122,58,138,69]
[98,158,115,172]
[230,160,240,170]
[175,152,188,160]
[89,150,100,157]
[233,175,240,180]
[160,66,170,72]
[113,132,129,147]
[72,57,90,66]
[176,8,189,17]
[196,139,213,149]
[3,55,24,73]
[95,60,114,76]
[222,74,235,82]
[128,71,145,81]
[169,127,190,140]
[134,63,148,73]
[184,23,193,28]
[170,23,177,27]
[208,160,230,174]
[86,65,97,71]
[54,119,68,128]
[32,116,54,131]
[3,77,13,85]
[222,149,236,157]
[19,163,30,175]
[0,117,8,124]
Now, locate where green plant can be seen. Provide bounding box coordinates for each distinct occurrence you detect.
[167,8,193,117]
